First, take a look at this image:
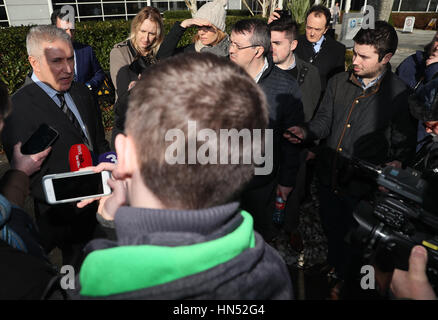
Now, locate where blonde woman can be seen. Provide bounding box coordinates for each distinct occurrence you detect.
[110,7,164,95]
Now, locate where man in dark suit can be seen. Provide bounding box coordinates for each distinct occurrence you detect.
[51,9,105,93]
[294,5,346,94]
[2,25,110,267]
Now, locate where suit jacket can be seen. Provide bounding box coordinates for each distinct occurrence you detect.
[295,34,346,92]
[73,42,105,91]
[2,77,110,205]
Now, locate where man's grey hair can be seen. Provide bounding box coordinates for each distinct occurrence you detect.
[231,19,270,58]
[26,25,72,57]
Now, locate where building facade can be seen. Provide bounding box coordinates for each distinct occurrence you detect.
[0,0,436,27]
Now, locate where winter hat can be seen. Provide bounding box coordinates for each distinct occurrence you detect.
[194,0,227,32]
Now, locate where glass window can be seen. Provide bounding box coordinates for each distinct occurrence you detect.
[429,0,438,11]
[392,0,401,11]
[103,3,125,16]
[78,4,103,17]
[127,2,145,15]
[401,0,429,11]
[0,6,6,21]
[155,2,169,11]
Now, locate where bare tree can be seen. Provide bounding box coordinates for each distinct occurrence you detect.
[184,0,197,16]
[259,0,282,17]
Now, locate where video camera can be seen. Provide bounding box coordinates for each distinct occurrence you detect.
[351,158,438,284]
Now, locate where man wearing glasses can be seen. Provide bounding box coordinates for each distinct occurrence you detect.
[229,19,304,242]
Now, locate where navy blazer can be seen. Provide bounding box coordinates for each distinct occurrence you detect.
[73,42,105,91]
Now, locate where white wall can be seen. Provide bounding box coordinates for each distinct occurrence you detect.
[5,0,51,26]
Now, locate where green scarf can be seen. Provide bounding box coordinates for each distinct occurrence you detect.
[80,210,255,296]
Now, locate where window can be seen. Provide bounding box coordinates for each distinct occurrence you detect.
[400,0,429,11]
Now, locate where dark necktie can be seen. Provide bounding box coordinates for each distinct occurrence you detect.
[56,93,90,147]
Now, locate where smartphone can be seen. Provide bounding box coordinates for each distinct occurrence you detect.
[43,170,112,204]
[284,130,303,142]
[21,124,59,155]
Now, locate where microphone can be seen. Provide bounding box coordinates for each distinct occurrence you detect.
[69,144,93,171]
[98,152,118,164]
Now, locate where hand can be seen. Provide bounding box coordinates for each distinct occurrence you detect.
[268,8,281,24]
[180,18,212,29]
[283,126,305,144]
[426,50,438,66]
[128,81,137,91]
[386,160,402,169]
[11,142,51,176]
[277,184,293,201]
[306,150,316,161]
[390,245,436,300]
[77,162,127,221]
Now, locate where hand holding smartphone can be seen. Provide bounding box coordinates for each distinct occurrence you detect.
[21,124,59,155]
[76,162,127,221]
[283,127,304,143]
[43,170,112,204]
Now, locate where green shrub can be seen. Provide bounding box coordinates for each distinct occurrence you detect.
[163,10,192,19]
[226,10,252,17]
[345,49,353,71]
[388,13,394,27]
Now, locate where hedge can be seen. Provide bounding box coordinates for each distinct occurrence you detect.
[0,16,258,95]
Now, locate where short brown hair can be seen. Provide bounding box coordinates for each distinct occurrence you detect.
[126,53,269,209]
[130,7,164,57]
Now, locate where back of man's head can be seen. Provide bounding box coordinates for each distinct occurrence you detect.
[26,25,71,57]
[126,53,269,210]
[307,5,331,27]
[353,20,398,62]
[269,18,299,43]
[232,19,271,57]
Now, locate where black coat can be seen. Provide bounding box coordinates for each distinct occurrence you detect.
[295,34,346,92]
[255,59,305,188]
[307,69,417,195]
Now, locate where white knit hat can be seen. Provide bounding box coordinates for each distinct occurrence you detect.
[194,0,227,32]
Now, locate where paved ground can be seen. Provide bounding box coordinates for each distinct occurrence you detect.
[333,24,436,71]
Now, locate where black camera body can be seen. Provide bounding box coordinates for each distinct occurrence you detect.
[351,159,438,284]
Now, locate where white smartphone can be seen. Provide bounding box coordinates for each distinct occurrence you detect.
[42,170,112,204]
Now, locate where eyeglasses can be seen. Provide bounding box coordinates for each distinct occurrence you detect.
[423,122,438,131]
[229,41,259,51]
